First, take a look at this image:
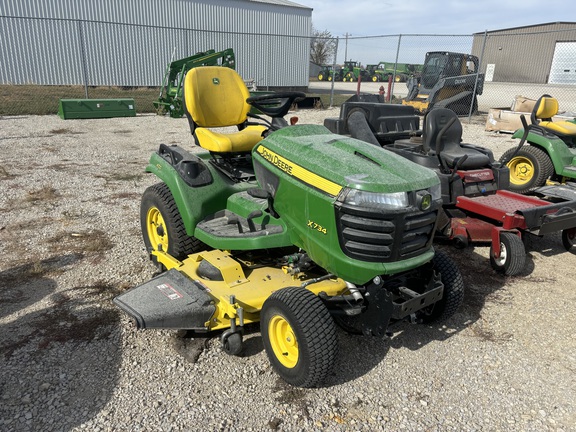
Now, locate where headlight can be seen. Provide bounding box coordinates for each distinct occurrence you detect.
[339,188,408,209]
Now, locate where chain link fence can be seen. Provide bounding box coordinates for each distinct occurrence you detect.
[319,28,576,116]
[2,15,576,117]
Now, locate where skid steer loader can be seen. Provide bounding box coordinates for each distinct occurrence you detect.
[402,51,484,116]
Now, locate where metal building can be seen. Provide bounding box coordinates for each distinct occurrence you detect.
[472,22,576,84]
[0,0,312,89]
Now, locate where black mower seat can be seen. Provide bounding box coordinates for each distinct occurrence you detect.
[423,108,491,170]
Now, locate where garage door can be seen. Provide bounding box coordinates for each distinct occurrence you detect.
[548,41,576,84]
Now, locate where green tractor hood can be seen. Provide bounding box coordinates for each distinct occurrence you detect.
[254,125,438,195]
[252,125,441,284]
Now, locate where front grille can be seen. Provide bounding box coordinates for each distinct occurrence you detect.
[336,203,438,262]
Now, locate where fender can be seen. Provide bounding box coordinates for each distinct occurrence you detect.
[145,147,251,236]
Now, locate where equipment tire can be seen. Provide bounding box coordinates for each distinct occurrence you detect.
[261,287,337,388]
[489,232,526,276]
[140,183,205,264]
[317,73,324,81]
[416,251,464,323]
[562,228,576,252]
[222,332,243,356]
[333,314,363,335]
[500,146,554,194]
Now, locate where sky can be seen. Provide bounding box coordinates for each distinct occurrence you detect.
[302,0,576,64]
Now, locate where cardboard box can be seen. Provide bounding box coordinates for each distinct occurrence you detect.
[511,95,537,113]
[485,108,531,133]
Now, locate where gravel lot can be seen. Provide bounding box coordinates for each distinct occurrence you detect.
[1,108,575,432]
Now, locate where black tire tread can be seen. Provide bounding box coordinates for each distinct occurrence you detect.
[562,228,576,252]
[262,287,337,388]
[141,182,204,260]
[419,250,465,323]
[490,232,526,276]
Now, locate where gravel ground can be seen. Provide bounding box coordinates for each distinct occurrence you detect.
[1,108,575,432]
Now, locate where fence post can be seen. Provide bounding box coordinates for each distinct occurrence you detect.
[329,36,339,108]
[467,30,488,121]
[77,20,89,99]
[391,34,402,102]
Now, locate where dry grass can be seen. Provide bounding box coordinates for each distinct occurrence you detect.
[0,85,353,117]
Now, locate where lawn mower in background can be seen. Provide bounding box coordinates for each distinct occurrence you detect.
[114,66,465,388]
[324,102,576,276]
[499,94,576,194]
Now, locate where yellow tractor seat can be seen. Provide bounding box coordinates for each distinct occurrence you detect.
[531,95,576,136]
[183,66,267,153]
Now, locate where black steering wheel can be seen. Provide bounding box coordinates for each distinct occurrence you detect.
[246,92,306,118]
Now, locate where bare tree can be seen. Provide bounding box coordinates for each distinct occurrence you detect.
[310,27,336,66]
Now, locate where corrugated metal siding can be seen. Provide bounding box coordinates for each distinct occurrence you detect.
[472,23,576,84]
[0,0,312,88]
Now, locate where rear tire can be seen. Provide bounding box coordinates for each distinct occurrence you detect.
[140,183,205,264]
[417,251,464,323]
[500,146,554,194]
[489,232,526,276]
[261,288,337,388]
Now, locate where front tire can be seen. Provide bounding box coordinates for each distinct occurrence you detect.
[417,251,464,323]
[562,228,576,252]
[140,183,205,264]
[489,232,526,276]
[500,146,554,194]
[261,288,337,388]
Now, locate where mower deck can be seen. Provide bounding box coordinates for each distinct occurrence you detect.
[456,190,576,234]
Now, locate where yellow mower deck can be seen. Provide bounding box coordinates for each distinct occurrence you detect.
[155,249,348,331]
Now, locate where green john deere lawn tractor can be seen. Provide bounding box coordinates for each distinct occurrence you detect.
[499,94,576,194]
[114,66,464,388]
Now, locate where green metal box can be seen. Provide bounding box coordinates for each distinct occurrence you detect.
[58,98,136,119]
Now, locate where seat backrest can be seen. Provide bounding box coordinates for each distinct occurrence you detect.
[422,108,462,154]
[183,66,250,128]
[531,94,558,124]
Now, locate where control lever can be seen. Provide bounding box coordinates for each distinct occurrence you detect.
[247,210,263,232]
[227,215,243,233]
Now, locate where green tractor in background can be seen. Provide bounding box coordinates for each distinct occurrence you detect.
[317,64,343,82]
[342,60,370,82]
[366,62,424,83]
[500,95,576,194]
[114,66,464,388]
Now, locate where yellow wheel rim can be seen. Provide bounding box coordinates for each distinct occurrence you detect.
[372,76,378,82]
[268,315,299,368]
[318,74,323,81]
[146,207,168,252]
[507,156,534,185]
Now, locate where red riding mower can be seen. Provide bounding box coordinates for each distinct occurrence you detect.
[325,102,576,275]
